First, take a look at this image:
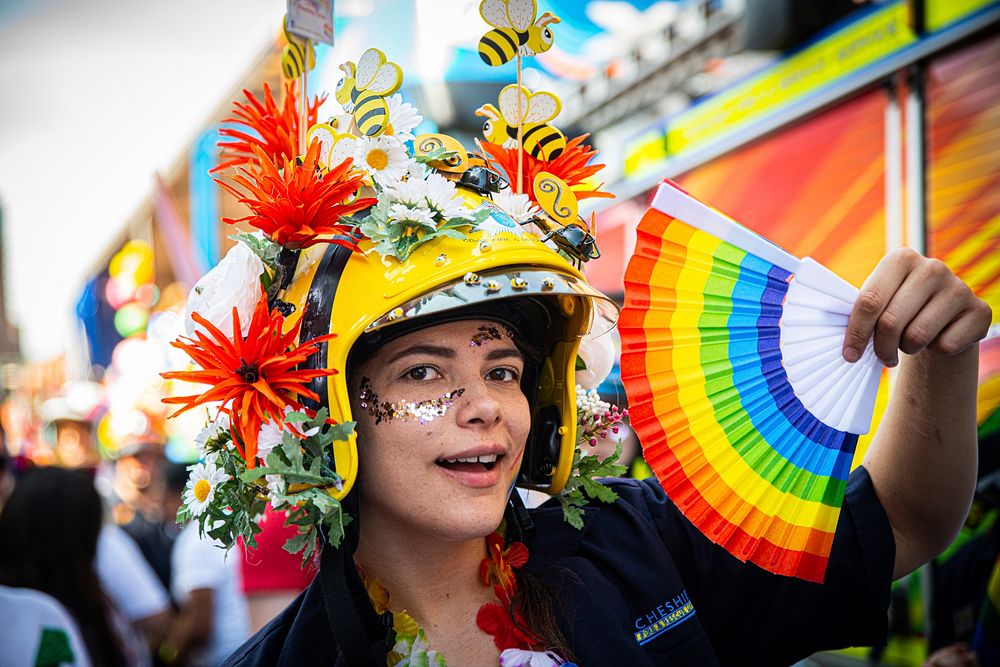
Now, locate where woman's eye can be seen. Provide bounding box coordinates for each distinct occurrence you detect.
[486,367,519,382]
[404,366,440,381]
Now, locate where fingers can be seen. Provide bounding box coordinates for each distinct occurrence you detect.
[873,261,960,365]
[931,299,994,356]
[843,248,993,365]
[843,248,916,364]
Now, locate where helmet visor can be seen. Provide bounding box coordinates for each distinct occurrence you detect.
[364,268,619,339]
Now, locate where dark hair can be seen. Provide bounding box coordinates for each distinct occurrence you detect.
[0,466,127,667]
[514,569,578,661]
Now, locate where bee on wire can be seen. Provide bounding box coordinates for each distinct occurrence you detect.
[280,19,316,80]
[334,48,403,137]
[478,0,560,66]
[476,84,566,161]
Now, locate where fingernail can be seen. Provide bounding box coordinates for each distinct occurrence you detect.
[843,347,860,362]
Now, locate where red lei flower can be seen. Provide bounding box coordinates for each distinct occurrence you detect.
[476,532,539,652]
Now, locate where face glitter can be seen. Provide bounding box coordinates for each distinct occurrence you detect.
[469,324,517,347]
[358,377,466,426]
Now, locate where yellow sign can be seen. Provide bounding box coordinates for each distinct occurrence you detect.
[624,0,997,178]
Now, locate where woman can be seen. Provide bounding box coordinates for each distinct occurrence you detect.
[0,466,129,667]
[207,200,990,665]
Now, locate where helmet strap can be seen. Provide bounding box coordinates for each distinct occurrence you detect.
[320,491,388,666]
[504,486,535,544]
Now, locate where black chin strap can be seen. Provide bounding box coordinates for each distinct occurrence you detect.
[319,491,387,666]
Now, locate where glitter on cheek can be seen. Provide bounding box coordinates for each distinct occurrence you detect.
[358,376,466,426]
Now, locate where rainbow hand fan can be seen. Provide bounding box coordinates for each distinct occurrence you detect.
[620,179,883,582]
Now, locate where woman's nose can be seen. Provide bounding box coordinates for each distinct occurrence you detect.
[453,378,502,428]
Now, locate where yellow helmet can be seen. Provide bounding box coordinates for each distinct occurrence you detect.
[280,186,618,500]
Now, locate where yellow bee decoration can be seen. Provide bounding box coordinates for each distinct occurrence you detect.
[478,0,560,66]
[306,123,357,170]
[334,48,404,137]
[476,84,566,161]
[281,18,316,80]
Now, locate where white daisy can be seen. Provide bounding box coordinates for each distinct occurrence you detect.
[389,203,436,228]
[257,419,284,460]
[406,160,426,180]
[194,413,231,457]
[385,94,423,142]
[424,173,467,220]
[389,177,430,208]
[184,461,229,517]
[491,189,540,224]
[355,135,409,188]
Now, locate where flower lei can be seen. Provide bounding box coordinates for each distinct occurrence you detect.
[361,532,578,667]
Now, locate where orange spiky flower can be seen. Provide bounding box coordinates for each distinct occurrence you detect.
[478,134,616,207]
[218,141,377,250]
[214,82,326,173]
[161,292,335,468]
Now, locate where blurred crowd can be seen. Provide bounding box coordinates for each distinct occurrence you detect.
[0,408,314,667]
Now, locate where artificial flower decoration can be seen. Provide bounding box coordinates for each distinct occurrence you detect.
[479,134,615,206]
[385,94,423,142]
[354,135,410,188]
[161,290,336,467]
[215,82,325,172]
[480,532,528,600]
[499,649,568,667]
[491,189,540,225]
[218,141,376,250]
[183,460,230,516]
[185,241,266,339]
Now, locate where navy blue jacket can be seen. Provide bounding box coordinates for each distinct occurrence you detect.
[224,467,894,666]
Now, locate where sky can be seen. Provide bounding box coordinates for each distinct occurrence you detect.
[0,0,286,362]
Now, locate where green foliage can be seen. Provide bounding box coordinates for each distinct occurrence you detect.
[357,198,488,263]
[558,443,627,530]
[181,409,355,564]
[413,145,460,166]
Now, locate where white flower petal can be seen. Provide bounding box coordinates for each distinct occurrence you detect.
[185,243,266,340]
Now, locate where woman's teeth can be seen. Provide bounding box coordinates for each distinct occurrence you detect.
[441,454,498,464]
[437,453,500,471]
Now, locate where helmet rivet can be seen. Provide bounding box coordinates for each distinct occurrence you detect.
[464,272,480,286]
[558,426,568,435]
[434,253,449,267]
[478,240,492,252]
[541,278,556,290]
[511,277,528,290]
[485,280,501,293]
[387,307,403,321]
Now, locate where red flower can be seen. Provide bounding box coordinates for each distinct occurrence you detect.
[218,141,377,250]
[480,532,528,602]
[161,292,335,467]
[476,602,537,652]
[478,135,616,206]
[214,82,326,173]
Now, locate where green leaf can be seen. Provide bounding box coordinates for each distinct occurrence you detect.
[414,146,459,165]
[576,355,587,370]
[284,411,310,424]
[325,421,356,443]
[230,232,281,269]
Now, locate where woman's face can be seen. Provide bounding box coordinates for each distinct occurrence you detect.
[350,319,531,543]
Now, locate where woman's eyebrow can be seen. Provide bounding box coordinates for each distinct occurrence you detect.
[484,347,524,362]
[387,344,456,364]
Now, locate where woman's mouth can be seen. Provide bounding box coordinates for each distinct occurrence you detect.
[435,453,501,473]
